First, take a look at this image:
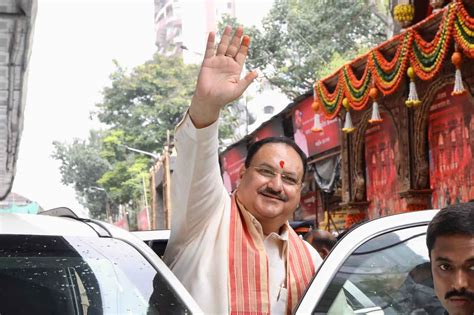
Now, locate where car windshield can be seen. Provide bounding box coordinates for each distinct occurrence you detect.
[0,235,189,315]
[313,225,445,315]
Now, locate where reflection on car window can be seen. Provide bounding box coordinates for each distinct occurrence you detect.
[0,235,190,315]
[313,225,445,315]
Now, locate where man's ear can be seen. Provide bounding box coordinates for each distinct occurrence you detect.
[321,247,330,258]
[317,247,330,259]
[239,165,246,179]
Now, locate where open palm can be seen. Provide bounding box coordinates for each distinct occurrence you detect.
[190,26,257,128]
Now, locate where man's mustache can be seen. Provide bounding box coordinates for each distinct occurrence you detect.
[445,288,474,301]
[258,187,289,202]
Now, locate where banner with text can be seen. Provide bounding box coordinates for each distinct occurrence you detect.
[292,96,340,158]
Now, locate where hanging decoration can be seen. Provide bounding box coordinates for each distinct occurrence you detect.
[453,0,474,58]
[341,98,355,134]
[342,63,372,110]
[393,3,415,28]
[314,0,473,126]
[311,113,323,132]
[405,66,422,107]
[311,89,323,132]
[311,85,320,111]
[451,46,466,95]
[368,87,383,123]
[368,32,412,96]
[315,72,344,120]
[409,3,453,81]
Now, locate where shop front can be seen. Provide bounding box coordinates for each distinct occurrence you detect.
[312,0,474,228]
[290,95,343,231]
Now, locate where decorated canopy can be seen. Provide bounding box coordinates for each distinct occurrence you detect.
[313,0,474,129]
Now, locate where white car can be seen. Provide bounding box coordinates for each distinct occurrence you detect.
[1,208,443,315]
[134,209,445,315]
[0,209,202,315]
[132,229,170,258]
[295,209,444,315]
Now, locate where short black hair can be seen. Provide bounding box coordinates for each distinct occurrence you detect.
[245,137,307,178]
[426,202,474,255]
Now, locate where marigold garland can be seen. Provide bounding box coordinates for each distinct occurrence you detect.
[342,63,372,110]
[314,0,473,119]
[453,0,474,58]
[316,72,344,119]
[368,32,412,96]
[409,5,454,81]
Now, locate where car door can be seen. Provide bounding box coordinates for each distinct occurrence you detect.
[295,210,445,315]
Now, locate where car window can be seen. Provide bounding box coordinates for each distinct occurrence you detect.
[313,225,445,315]
[0,235,190,315]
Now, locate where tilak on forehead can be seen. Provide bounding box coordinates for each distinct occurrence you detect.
[279,160,285,169]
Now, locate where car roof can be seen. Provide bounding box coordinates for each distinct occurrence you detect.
[0,212,203,313]
[295,209,439,314]
[0,213,103,237]
[0,212,160,244]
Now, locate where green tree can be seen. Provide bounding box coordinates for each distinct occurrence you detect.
[94,55,199,152]
[231,0,388,99]
[52,130,111,219]
[53,53,239,220]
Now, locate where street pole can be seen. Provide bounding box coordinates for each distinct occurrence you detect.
[142,175,151,230]
[164,130,172,229]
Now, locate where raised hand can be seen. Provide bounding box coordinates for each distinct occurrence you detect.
[189,25,257,128]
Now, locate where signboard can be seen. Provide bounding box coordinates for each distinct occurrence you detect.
[429,84,474,208]
[365,113,405,219]
[220,143,247,193]
[252,117,284,142]
[137,207,150,231]
[292,96,340,157]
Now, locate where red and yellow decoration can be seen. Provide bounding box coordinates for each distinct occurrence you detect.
[405,66,422,107]
[341,98,355,133]
[311,88,323,132]
[451,47,467,95]
[314,0,473,127]
[368,87,383,123]
[393,3,415,28]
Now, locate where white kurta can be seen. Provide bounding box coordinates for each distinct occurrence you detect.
[163,114,322,314]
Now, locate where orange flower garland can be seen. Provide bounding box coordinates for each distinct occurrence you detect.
[314,0,473,121]
[453,0,474,58]
[342,63,372,110]
[409,5,454,81]
[368,32,412,96]
[316,72,344,120]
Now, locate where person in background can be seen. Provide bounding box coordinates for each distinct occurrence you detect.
[426,202,474,315]
[163,26,322,314]
[304,229,337,259]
